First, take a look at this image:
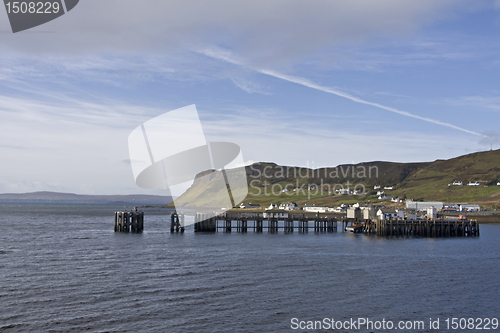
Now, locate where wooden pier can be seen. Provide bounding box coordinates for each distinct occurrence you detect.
[113,211,479,238]
[376,218,479,237]
[114,211,144,233]
[194,213,338,233]
[192,213,480,238]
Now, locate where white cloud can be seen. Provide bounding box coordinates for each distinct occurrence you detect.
[0,92,173,194]
[199,47,486,137]
[0,0,474,64]
[230,77,269,95]
[200,106,484,167]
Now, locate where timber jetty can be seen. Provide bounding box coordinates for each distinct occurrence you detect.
[190,212,479,238]
[111,211,480,237]
[376,218,479,237]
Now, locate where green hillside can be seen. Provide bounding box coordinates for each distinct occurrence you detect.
[174,149,500,209]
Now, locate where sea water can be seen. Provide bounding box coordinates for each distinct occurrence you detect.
[1,204,499,332]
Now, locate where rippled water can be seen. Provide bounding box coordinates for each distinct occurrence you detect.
[1,204,499,332]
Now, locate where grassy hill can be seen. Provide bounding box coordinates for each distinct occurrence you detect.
[174,149,500,209]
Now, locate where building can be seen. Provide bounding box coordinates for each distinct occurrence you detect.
[406,201,444,211]
[335,188,351,195]
[374,185,381,190]
[265,203,278,210]
[303,206,328,213]
[347,207,362,220]
[377,208,398,220]
[384,186,394,190]
[452,181,463,186]
[427,206,438,219]
[391,197,401,203]
[467,181,481,186]
[279,202,300,210]
[362,206,376,220]
[459,204,481,212]
[378,195,387,200]
[405,211,418,220]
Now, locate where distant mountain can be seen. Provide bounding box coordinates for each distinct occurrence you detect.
[174,149,500,209]
[0,191,172,205]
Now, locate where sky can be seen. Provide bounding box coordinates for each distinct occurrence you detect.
[1,0,500,195]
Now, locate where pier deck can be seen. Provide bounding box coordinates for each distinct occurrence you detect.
[192,213,479,237]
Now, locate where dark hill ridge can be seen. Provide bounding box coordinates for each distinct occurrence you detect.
[0,191,172,205]
[245,161,429,187]
[175,149,500,208]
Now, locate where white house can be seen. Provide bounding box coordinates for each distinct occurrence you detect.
[452,181,463,186]
[279,202,300,210]
[377,190,385,196]
[391,197,401,203]
[378,195,387,200]
[335,188,351,195]
[377,208,399,220]
[384,186,394,190]
[374,185,381,190]
[467,181,481,186]
[266,203,278,210]
[497,182,500,186]
[282,188,289,193]
[303,206,328,213]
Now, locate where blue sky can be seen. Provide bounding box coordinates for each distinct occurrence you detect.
[1,0,500,195]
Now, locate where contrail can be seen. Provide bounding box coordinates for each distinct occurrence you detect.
[200,47,485,137]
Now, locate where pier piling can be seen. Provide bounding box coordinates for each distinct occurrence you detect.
[114,210,144,233]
